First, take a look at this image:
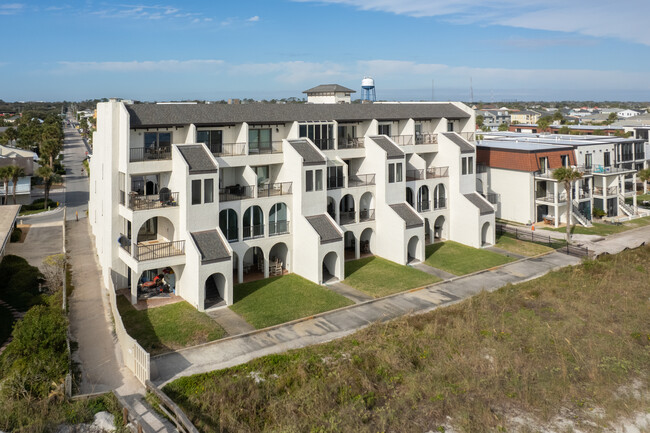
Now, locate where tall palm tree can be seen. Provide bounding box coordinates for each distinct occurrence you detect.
[37,165,54,210]
[9,166,25,204]
[552,166,584,243]
[639,168,650,195]
[0,166,11,205]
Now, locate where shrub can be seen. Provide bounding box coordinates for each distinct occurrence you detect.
[21,198,58,211]
[0,255,44,311]
[592,207,606,218]
[10,227,22,243]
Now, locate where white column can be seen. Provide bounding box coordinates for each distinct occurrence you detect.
[633,173,638,212]
[263,256,269,279]
[355,235,360,259]
[130,268,138,305]
[238,255,244,284]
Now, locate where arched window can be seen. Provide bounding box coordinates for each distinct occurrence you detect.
[243,205,264,239]
[219,209,238,242]
[269,203,288,235]
[434,184,446,209]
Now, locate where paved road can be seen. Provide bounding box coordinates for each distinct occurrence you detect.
[152,251,580,386]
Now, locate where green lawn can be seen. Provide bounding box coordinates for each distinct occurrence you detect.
[542,216,650,237]
[494,233,556,257]
[116,297,225,355]
[0,304,14,347]
[425,241,515,276]
[344,256,440,298]
[230,274,353,329]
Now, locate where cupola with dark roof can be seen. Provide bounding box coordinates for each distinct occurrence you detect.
[303,84,356,104]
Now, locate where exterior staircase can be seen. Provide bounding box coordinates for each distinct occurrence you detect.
[618,195,636,217]
[571,200,592,227]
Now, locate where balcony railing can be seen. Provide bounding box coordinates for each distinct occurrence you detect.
[128,192,179,211]
[248,141,283,155]
[415,133,437,145]
[417,200,431,212]
[133,240,185,261]
[243,224,264,240]
[359,208,375,222]
[536,194,567,203]
[130,146,172,162]
[269,220,290,236]
[219,185,255,202]
[327,176,345,190]
[434,198,447,209]
[348,174,375,187]
[257,182,292,198]
[427,167,449,178]
[210,142,247,157]
[390,135,413,146]
[593,186,618,196]
[221,227,238,243]
[339,137,365,149]
[340,211,356,225]
[406,169,424,181]
[313,138,335,150]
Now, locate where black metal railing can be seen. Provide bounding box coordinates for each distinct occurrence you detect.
[312,138,335,150]
[339,137,365,149]
[129,146,172,162]
[537,193,567,202]
[327,176,345,190]
[434,198,447,209]
[219,185,255,202]
[257,182,292,198]
[390,135,413,146]
[248,141,283,155]
[415,133,437,145]
[406,169,424,181]
[427,167,449,178]
[210,142,247,157]
[243,224,264,240]
[348,174,375,187]
[359,208,375,221]
[128,192,179,210]
[417,200,431,212]
[133,240,185,261]
[340,211,356,225]
[269,220,290,236]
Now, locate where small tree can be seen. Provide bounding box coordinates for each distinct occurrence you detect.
[42,254,66,293]
[537,116,552,132]
[476,115,484,128]
[553,111,564,122]
[638,168,650,194]
[9,166,25,204]
[37,165,54,209]
[498,123,508,131]
[606,112,618,125]
[0,166,11,205]
[552,166,583,243]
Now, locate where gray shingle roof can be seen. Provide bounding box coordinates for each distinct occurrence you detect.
[303,84,356,94]
[177,145,218,174]
[190,230,231,264]
[306,215,342,244]
[442,132,475,154]
[370,136,405,159]
[126,103,470,127]
[390,203,423,228]
[288,139,326,165]
[464,193,495,215]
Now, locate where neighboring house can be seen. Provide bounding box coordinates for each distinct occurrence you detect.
[480,132,646,221]
[0,205,21,258]
[510,110,541,124]
[617,109,644,118]
[579,113,611,124]
[303,84,356,104]
[89,89,494,311]
[0,144,36,205]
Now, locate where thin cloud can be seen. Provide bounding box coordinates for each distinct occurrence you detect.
[295,0,650,46]
[89,4,204,22]
[57,59,225,73]
[0,3,23,15]
[247,15,260,22]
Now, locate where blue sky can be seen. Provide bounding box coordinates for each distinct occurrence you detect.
[1,0,650,101]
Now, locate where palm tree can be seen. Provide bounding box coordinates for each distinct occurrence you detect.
[0,166,11,205]
[552,166,584,243]
[37,165,54,210]
[639,168,650,195]
[9,166,25,204]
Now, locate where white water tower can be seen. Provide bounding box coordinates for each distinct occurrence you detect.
[361,77,376,102]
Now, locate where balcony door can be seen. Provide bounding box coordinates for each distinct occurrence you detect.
[249,129,272,154]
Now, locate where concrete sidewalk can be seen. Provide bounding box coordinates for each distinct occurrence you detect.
[153,251,579,386]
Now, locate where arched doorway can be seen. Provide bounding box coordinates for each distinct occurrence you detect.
[243,205,264,239]
[344,231,356,259]
[339,194,355,224]
[219,209,238,242]
[232,251,239,281]
[424,218,431,244]
[360,227,373,255]
[434,184,446,209]
[476,178,484,193]
[269,242,288,276]
[269,202,289,236]
[481,221,492,246]
[359,192,374,221]
[136,216,175,243]
[204,273,226,309]
[417,186,430,212]
[322,251,339,283]
[243,247,264,278]
[406,187,414,207]
[434,215,446,240]
[407,235,420,263]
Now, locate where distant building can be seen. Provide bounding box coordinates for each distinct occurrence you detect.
[303,84,356,104]
[510,110,541,124]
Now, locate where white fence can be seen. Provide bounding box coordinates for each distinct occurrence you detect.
[108,268,150,385]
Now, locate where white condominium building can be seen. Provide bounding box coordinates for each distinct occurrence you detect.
[89,88,494,311]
